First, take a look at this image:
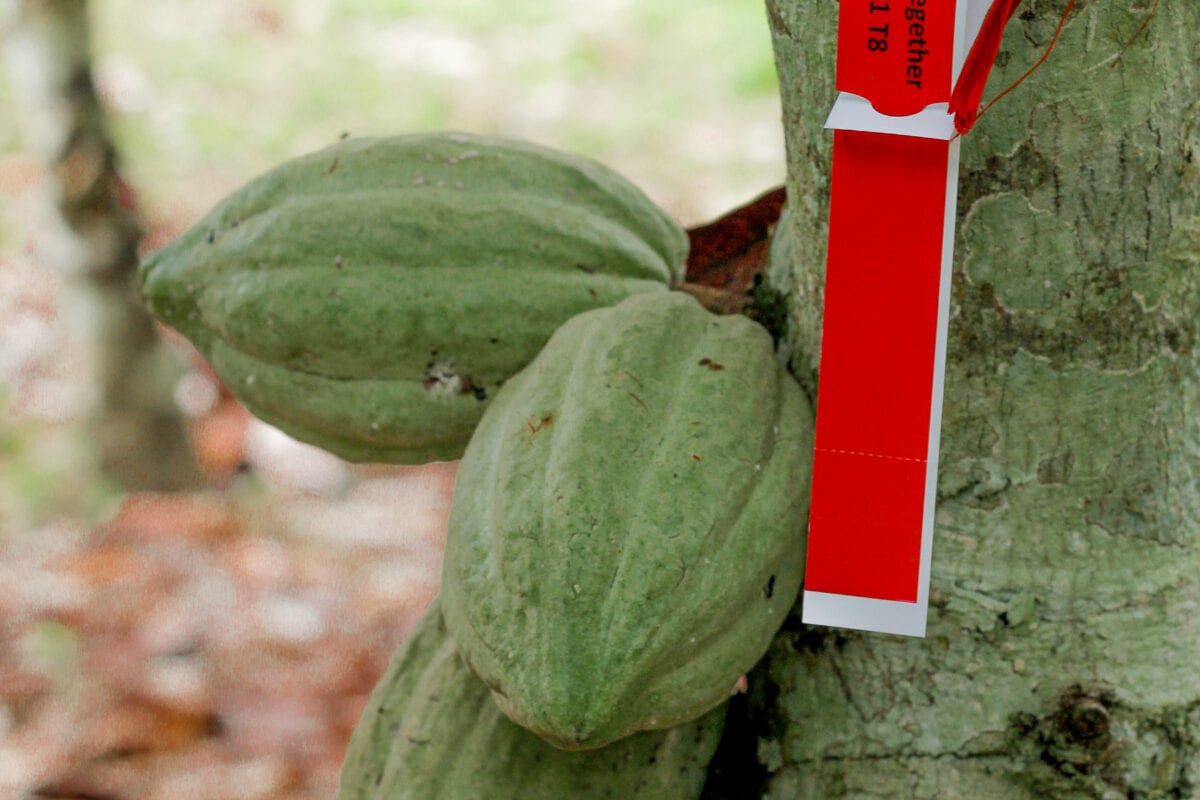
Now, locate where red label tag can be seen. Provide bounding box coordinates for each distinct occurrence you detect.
[836,0,957,116]
[805,130,952,604]
[804,0,970,637]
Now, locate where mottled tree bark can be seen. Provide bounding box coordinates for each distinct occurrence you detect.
[739,1,1200,797]
[5,0,200,490]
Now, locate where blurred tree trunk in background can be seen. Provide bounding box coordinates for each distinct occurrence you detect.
[710,2,1200,797]
[4,0,200,490]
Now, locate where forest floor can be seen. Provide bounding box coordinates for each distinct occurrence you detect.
[0,466,453,800]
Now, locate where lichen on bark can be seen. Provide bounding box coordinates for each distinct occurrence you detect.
[759,0,1200,797]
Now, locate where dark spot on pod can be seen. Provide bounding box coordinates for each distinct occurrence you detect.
[763,575,776,599]
[575,263,600,273]
[698,357,725,371]
[206,229,216,244]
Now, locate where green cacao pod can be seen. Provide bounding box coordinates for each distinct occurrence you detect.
[139,132,686,463]
[337,597,725,800]
[442,291,814,749]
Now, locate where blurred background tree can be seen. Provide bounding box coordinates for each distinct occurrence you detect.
[3,0,200,492]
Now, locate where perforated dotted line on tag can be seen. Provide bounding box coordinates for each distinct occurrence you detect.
[816,447,926,464]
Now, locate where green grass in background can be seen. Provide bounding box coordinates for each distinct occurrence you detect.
[79,0,785,226]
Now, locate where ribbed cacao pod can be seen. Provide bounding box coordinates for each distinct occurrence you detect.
[442,291,813,749]
[337,597,724,800]
[139,132,686,463]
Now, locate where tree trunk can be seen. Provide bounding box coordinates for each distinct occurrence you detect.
[5,0,200,490]
[738,1,1200,797]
